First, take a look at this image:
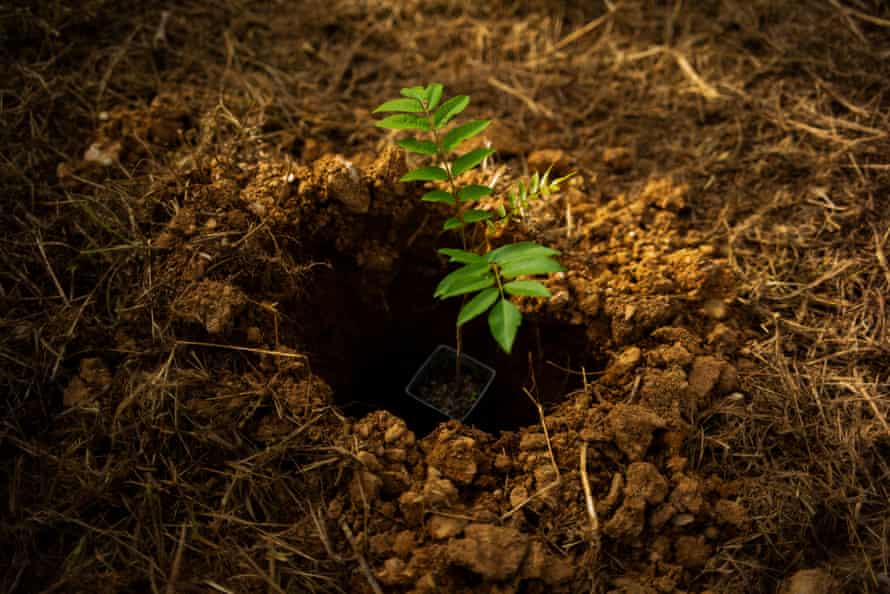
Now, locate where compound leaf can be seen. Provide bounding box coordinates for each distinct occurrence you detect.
[452,147,495,176]
[458,287,499,326]
[488,298,521,354]
[504,280,551,298]
[376,114,430,131]
[457,185,493,202]
[421,190,455,205]
[500,256,565,279]
[443,120,490,152]
[374,98,423,113]
[397,137,438,155]
[433,95,470,129]
[401,166,447,182]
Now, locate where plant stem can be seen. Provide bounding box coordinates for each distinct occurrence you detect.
[424,105,467,381]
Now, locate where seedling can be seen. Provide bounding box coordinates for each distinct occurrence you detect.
[374,83,570,356]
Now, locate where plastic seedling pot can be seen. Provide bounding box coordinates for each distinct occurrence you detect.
[405,344,496,422]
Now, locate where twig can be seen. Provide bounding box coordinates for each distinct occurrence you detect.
[522,388,560,480]
[487,76,556,119]
[35,233,70,307]
[165,525,188,594]
[672,51,721,100]
[175,340,307,359]
[580,442,600,537]
[339,520,383,594]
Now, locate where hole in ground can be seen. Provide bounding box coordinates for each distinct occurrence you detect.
[298,246,603,435]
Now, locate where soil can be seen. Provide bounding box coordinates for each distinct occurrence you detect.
[408,347,490,421]
[3,2,890,594]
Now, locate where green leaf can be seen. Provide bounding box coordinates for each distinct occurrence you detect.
[457,185,493,202]
[426,83,444,111]
[401,86,427,101]
[487,242,561,264]
[438,248,485,264]
[463,209,491,223]
[489,298,522,354]
[504,280,552,298]
[439,274,496,299]
[458,288,499,326]
[530,172,540,194]
[433,95,469,129]
[435,262,495,298]
[500,256,565,279]
[374,98,424,113]
[401,166,448,182]
[443,120,490,152]
[397,137,438,155]
[421,190,455,205]
[376,114,430,131]
[452,148,495,176]
[443,217,464,231]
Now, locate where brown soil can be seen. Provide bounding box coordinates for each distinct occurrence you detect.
[3,2,890,593]
[408,347,490,421]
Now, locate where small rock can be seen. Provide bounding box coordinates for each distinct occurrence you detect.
[688,356,724,401]
[423,477,458,506]
[356,451,382,472]
[601,346,642,385]
[494,453,512,472]
[384,422,406,444]
[674,535,712,568]
[707,322,739,354]
[603,496,646,540]
[398,491,424,526]
[701,298,727,320]
[427,436,478,484]
[606,404,667,461]
[521,541,574,584]
[392,530,415,558]
[714,499,748,528]
[660,343,694,368]
[376,557,411,586]
[670,475,704,514]
[428,515,467,540]
[447,524,529,581]
[533,464,557,488]
[624,462,669,504]
[349,470,382,502]
[506,485,527,508]
[779,569,837,594]
[519,433,548,451]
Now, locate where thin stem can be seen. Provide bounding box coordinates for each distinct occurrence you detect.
[425,108,466,250]
[424,102,468,379]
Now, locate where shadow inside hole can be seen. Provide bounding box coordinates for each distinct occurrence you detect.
[299,250,602,436]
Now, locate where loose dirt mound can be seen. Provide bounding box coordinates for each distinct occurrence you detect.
[3,2,890,593]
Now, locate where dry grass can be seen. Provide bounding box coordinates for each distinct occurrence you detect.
[2,0,890,592]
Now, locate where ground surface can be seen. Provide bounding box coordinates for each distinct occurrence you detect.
[3,1,890,593]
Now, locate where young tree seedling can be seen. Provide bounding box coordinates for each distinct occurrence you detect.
[374,83,570,359]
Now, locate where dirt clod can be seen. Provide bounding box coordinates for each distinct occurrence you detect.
[447,524,529,581]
